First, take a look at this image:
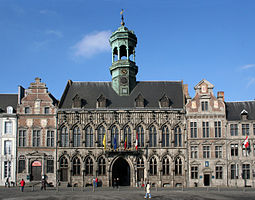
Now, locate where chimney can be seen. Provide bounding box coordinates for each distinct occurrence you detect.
[217,91,224,101]
[183,84,189,97]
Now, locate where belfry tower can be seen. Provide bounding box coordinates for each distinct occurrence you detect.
[109,10,138,96]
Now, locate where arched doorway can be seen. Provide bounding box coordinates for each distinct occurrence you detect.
[31,161,42,181]
[59,157,68,182]
[112,157,130,186]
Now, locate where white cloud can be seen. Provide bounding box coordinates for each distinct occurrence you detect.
[240,64,255,70]
[46,30,63,38]
[247,77,255,88]
[72,30,112,58]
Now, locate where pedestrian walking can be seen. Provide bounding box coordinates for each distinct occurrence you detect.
[20,179,25,192]
[5,177,10,188]
[41,178,47,190]
[144,182,151,199]
[95,177,98,187]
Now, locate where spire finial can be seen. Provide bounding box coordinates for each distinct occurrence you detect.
[120,9,125,26]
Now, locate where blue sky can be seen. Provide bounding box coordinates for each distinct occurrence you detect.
[0,0,255,101]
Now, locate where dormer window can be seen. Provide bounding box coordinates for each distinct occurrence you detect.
[72,94,82,108]
[241,109,248,120]
[7,106,13,114]
[24,107,30,114]
[159,94,170,108]
[201,101,208,111]
[44,107,50,114]
[135,94,144,107]
[97,94,106,108]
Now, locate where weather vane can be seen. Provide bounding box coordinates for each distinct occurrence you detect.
[120,9,125,26]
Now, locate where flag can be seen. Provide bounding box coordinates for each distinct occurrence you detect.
[120,9,124,15]
[124,135,127,150]
[114,134,117,150]
[103,133,106,149]
[135,132,138,150]
[244,136,249,148]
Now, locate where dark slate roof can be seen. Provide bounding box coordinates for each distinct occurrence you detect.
[59,81,184,109]
[225,101,255,121]
[0,94,18,113]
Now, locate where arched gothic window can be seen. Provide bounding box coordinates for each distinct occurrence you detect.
[60,127,68,147]
[124,126,132,149]
[111,125,119,148]
[97,126,105,147]
[149,157,157,176]
[73,126,81,147]
[85,126,93,147]
[162,126,170,147]
[149,125,157,147]
[72,157,81,176]
[175,157,182,176]
[98,157,106,175]
[60,157,68,168]
[137,125,144,147]
[162,156,170,175]
[85,157,93,176]
[174,126,182,147]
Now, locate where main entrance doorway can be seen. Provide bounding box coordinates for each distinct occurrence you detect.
[204,174,210,186]
[31,161,42,181]
[112,157,130,186]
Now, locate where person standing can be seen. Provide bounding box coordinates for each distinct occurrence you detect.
[144,182,151,199]
[95,177,98,187]
[20,179,25,192]
[41,178,47,190]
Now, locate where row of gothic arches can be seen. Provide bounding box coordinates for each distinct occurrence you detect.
[59,124,184,148]
[58,154,185,185]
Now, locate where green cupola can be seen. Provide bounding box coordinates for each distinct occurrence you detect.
[109,10,138,96]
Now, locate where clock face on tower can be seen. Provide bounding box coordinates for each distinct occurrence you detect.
[120,77,128,85]
[121,69,127,75]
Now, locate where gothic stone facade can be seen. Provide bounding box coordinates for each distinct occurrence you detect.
[57,81,187,187]
[17,78,58,185]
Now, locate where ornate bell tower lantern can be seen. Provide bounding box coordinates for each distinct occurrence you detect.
[109,10,138,96]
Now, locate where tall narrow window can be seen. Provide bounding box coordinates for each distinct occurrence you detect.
[72,157,81,176]
[242,164,250,179]
[85,157,93,176]
[149,157,157,176]
[203,146,210,158]
[215,121,221,137]
[47,130,54,147]
[174,126,182,147]
[191,146,198,159]
[4,140,12,155]
[242,124,249,136]
[5,122,12,134]
[73,126,81,147]
[19,130,26,147]
[4,161,11,178]
[60,127,69,147]
[190,122,197,138]
[216,166,223,179]
[162,126,170,147]
[162,156,170,175]
[137,125,144,147]
[18,159,26,173]
[111,125,119,148]
[201,101,208,111]
[124,126,132,149]
[137,157,144,168]
[230,124,238,136]
[47,159,54,173]
[231,164,239,179]
[202,122,209,138]
[215,146,222,158]
[97,126,105,147]
[98,157,106,175]
[175,157,182,176]
[231,144,238,156]
[85,126,93,147]
[32,130,40,147]
[191,166,198,179]
[149,125,157,147]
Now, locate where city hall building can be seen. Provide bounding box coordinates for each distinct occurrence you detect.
[56,19,188,187]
